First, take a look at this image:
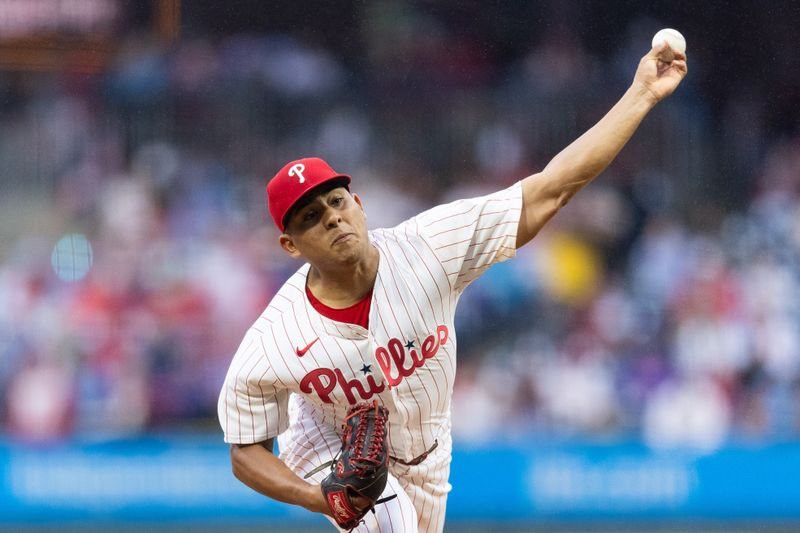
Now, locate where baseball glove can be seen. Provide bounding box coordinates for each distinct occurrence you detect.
[317,400,396,530]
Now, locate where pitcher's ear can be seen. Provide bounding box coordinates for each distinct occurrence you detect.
[279,234,302,258]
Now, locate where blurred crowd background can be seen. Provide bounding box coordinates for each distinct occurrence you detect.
[1,0,799,453]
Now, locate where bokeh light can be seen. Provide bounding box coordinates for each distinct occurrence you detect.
[50,233,93,282]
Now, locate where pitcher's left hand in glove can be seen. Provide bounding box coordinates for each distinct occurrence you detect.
[320,400,396,530]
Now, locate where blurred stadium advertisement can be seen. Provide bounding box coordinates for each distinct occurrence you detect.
[0,435,798,529]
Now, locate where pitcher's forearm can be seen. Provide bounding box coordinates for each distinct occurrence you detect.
[516,84,658,247]
[230,442,329,514]
[516,42,687,248]
[539,83,656,202]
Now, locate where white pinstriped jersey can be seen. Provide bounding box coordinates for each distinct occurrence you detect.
[218,181,522,463]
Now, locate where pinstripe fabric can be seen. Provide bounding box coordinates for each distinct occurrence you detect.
[218,181,522,531]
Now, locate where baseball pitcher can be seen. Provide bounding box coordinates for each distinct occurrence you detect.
[218,42,687,532]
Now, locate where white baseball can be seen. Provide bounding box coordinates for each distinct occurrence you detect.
[652,28,686,55]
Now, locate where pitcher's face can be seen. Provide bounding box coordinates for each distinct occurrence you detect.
[279,187,370,267]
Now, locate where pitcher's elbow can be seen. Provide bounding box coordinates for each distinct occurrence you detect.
[230,445,245,481]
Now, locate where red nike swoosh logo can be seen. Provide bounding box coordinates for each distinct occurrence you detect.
[295,337,319,357]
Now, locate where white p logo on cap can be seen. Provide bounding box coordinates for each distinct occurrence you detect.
[288,163,306,183]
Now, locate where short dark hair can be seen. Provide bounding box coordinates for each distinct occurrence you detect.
[282,177,351,232]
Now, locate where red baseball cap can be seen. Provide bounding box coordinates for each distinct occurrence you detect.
[267,157,352,232]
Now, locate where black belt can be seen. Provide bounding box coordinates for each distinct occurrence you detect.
[390,439,438,466]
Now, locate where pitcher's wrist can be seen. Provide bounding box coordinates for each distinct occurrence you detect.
[300,483,330,515]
